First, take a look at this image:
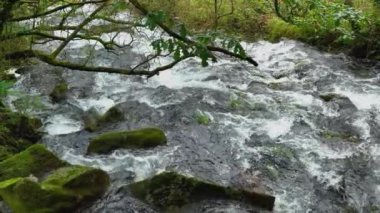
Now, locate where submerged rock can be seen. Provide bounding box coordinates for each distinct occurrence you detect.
[128,171,275,211]
[83,106,124,132]
[0,144,68,182]
[87,128,167,154]
[49,82,68,103]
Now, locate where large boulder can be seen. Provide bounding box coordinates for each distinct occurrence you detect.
[83,106,124,132]
[128,171,275,211]
[42,166,110,199]
[49,82,68,103]
[0,145,110,213]
[0,166,109,213]
[0,178,77,213]
[87,128,167,154]
[0,144,68,182]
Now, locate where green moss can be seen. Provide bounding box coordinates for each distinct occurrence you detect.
[195,112,211,125]
[0,107,42,153]
[129,171,275,211]
[0,144,68,182]
[87,128,167,154]
[100,106,124,123]
[0,146,11,162]
[0,178,77,213]
[84,107,124,132]
[42,166,110,198]
[321,131,359,143]
[266,18,304,42]
[49,82,68,103]
[272,146,295,160]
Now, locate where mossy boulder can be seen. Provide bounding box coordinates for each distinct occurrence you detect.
[128,171,275,211]
[0,178,77,213]
[49,82,68,103]
[320,131,359,143]
[87,128,167,154]
[0,107,42,147]
[0,144,68,182]
[83,107,124,132]
[0,148,110,213]
[42,166,110,199]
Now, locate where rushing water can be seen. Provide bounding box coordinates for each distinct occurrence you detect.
[6,7,380,213]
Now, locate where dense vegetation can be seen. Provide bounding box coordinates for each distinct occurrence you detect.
[141,0,380,59]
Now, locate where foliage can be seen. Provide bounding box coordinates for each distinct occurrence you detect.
[195,111,211,125]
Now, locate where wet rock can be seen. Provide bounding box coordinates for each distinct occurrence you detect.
[42,166,110,198]
[128,171,275,211]
[82,186,158,213]
[319,131,360,143]
[0,107,42,147]
[0,144,68,182]
[87,128,167,154]
[0,178,77,213]
[247,81,269,94]
[0,166,109,213]
[83,106,124,132]
[49,81,68,103]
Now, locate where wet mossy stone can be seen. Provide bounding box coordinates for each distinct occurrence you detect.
[0,144,68,182]
[0,178,77,213]
[0,108,42,145]
[128,171,275,211]
[83,107,124,132]
[87,128,167,154]
[42,166,110,199]
[49,82,68,103]
[100,106,124,123]
[319,93,339,102]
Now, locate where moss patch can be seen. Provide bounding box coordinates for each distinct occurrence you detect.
[84,107,124,132]
[321,131,359,143]
[49,82,68,103]
[128,171,275,211]
[0,178,77,213]
[87,128,167,154]
[42,166,110,199]
[0,144,68,182]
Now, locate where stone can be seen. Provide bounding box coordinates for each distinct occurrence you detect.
[128,171,275,211]
[87,128,167,154]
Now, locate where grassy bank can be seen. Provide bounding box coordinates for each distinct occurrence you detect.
[140,0,380,59]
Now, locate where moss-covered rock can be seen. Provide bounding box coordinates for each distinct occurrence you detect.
[87,128,167,154]
[0,107,42,146]
[83,107,124,132]
[42,166,110,199]
[0,178,77,213]
[128,171,275,211]
[49,82,68,103]
[320,131,359,143]
[0,144,68,182]
[0,155,110,213]
[319,93,340,102]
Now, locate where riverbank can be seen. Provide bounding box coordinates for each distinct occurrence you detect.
[140,0,380,60]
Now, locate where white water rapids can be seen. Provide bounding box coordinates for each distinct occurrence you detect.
[7,6,380,212]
